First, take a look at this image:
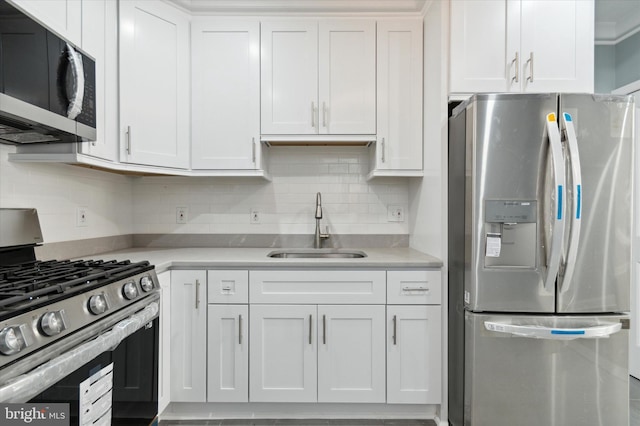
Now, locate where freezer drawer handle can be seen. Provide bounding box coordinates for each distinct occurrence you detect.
[484,321,622,341]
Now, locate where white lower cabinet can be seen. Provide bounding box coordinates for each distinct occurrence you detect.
[249,304,385,403]
[387,305,442,404]
[207,304,249,402]
[170,270,207,402]
[317,305,386,403]
[249,304,318,402]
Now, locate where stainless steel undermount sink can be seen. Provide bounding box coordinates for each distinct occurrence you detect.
[267,249,367,259]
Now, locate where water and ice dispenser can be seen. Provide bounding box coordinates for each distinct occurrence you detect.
[484,200,537,268]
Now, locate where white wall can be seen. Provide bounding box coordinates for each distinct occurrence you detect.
[132,147,410,235]
[409,0,448,259]
[0,144,134,243]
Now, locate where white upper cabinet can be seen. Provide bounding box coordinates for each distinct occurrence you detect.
[119,0,190,169]
[261,19,376,136]
[78,0,117,162]
[318,20,376,135]
[372,19,423,175]
[192,19,262,170]
[450,0,594,94]
[9,0,81,46]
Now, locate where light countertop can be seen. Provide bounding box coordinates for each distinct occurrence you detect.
[91,247,443,273]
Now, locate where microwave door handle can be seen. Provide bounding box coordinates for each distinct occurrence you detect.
[559,112,582,293]
[543,113,566,293]
[65,43,85,120]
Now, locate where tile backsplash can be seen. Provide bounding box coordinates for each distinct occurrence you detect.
[133,147,410,235]
[0,144,133,243]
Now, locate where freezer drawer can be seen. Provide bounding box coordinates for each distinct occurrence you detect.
[464,312,629,426]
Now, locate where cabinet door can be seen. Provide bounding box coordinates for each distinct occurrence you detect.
[207,304,249,402]
[119,0,189,168]
[249,305,317,402]
[376,19,423,171]
[317,305,386,403]
[192,19,261,170]
[78,0,117,161]
[9,0,81,46]
[520,0,594,93]
[318,19,376,135]
[261,21,318,135]
[170,270,207,402]
[449,0,520,93]
[387,305,441,404]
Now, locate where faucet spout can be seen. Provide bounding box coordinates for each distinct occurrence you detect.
[314,192,330,248]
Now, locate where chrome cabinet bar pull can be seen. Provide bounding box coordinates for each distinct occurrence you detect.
[381,138,386,163]
[195,279,200,309]
[393,315,397,345]
[309,314,312,344]
[323,315,326,345]
[239,314,243,345]
[311,102,316,128]
[126,126,132,154]
[526,52,534,82]
[511,52,519,83]
[402,286,429,292]
[252,137,256,163]
[323,102,327,128]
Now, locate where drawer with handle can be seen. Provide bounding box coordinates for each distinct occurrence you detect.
[386,270,441,305]
[207,270,249,304]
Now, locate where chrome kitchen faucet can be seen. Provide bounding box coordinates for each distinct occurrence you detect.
[314,192,330,249]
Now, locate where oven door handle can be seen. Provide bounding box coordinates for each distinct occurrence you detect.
[0,301,159,403]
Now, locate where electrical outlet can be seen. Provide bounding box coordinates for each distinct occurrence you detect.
[76,207,88,227]
[250,208,260,224]
[176,207,188,224]
[387,205,405,222]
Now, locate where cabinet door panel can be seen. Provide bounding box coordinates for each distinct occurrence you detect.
[261,21,318,134]
[249,305,317,402]
[318,19,376,134]
[376,19,423,171]
[119,0,189,168]
[520,0,593,92]
[317,305,385,403]
[170,270,207,402]
[207,305,248,402]
[192,20,260,170]
[449,0,520,93]
[387,305,441,404]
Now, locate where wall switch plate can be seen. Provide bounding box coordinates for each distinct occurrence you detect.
[250,208,260,224]
[176,207,188,224]
[387,205,405,222]
[76,207,88,227]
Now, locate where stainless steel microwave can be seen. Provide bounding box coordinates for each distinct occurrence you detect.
[0,0,96,144]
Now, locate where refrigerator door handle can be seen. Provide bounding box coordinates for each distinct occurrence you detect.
[543,113,566,293]
[484,321,622,340]
[559,112,583,293]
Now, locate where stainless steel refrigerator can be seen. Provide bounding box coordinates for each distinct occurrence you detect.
[448,93,634,426]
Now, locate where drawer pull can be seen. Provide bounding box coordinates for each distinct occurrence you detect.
[402,286,429,292]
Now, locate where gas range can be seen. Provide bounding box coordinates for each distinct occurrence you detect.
[0,259,159,370]
[0,208,160,405]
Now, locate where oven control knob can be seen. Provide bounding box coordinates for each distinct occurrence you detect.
[40,311,67,336]
[0,326,26,355]
[122,281,138,300]
[140,276,154,292]
[88,294,108,315]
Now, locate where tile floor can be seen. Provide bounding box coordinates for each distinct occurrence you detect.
[160,378,639,426]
